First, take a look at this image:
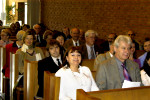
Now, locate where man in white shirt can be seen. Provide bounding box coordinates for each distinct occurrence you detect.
[64,28,84,49]
[94,42,114,71]
[37,39,62,97]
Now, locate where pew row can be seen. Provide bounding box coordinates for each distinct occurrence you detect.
[9,53,18,100]
[44,71,60,100]
[24,60,39,100]
[77,86,150,100]
[81,59,95,71]
[0,47,6,98]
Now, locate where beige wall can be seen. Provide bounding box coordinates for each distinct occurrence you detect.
[41,0,150,43]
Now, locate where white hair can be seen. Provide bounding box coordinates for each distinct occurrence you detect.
[85,30,98,37]
[16,30,26,41]
[114,35,132,48]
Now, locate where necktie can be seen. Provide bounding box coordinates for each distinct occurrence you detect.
[57,59,61,67]
[75,42,78,46]
[121,63,132,81]
[90,46,95,59]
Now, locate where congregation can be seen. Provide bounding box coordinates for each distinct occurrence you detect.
[0,20,150,100]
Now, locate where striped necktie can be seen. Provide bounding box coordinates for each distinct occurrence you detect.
[121,63,132,81]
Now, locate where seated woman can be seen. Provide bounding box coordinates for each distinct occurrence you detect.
[140,51,150,86]
[0,28,13,47]
[129,42,141,68]
[16,29,45,74]
[3,30,26,78]
[55,46,99,100]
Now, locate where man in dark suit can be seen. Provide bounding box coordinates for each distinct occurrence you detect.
[79,30,103,59]
[96,35,142,90]
[101,33,117,52]
[64,27,84,49]
[33,24,45,47]
[37,39,63,97]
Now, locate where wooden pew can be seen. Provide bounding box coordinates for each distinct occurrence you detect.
[81,59,96,79]
[77,86,150,100]
[9,53,18,100]
[81,59,95,71]
[0,47,6,93]
[24,60,39,100]
[43,71,60,100]
[77,89,100,100]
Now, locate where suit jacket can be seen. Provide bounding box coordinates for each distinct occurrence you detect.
[64,39,84,50]
[96,57,142,90]
[94,52,112,71]
[37,56,62,97]
[79,44,103,59]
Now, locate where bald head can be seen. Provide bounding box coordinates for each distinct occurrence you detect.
[70,28,80,41]
[33,24,41,34]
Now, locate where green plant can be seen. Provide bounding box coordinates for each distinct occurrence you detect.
[6,5,16,23]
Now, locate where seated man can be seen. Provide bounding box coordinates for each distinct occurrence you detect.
[96,35,142,90]
[64,28,84,49]
[127,30,140,50]
[37,39,63,97]
[94,42,114,71]
[139,38,150,67]
[101,33,117,52]
[79,30,102,59]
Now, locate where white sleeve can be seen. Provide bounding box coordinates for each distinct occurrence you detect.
[141,70,150,86]
[85,67,99,91]
[55,68,72,100]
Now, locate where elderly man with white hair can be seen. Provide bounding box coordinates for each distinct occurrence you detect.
[96,35,142,90]
[79,30,103,59]
[3,30,26,78]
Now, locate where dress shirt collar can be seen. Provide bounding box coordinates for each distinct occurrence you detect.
[51,56,62,66]
[109,52,113,57]
[72,39,79,46]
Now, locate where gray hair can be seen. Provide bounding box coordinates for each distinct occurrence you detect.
[114,35,132,48]
[16,30,26,41]
[33,24,41,29]
[85,30,98,37]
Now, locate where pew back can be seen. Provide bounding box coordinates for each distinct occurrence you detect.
[44,71,60,100]
[9,53,18,100]
[24,60,39,100]
[77,86,150,100]
[0,47,6,93]
[81,59,95,71]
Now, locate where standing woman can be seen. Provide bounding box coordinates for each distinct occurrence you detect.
[140,52,150,86]
[55,46,99,100]
[16,29,45,74]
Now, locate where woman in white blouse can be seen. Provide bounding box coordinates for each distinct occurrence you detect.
[140,52,150,86]
[55,46,99,100]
